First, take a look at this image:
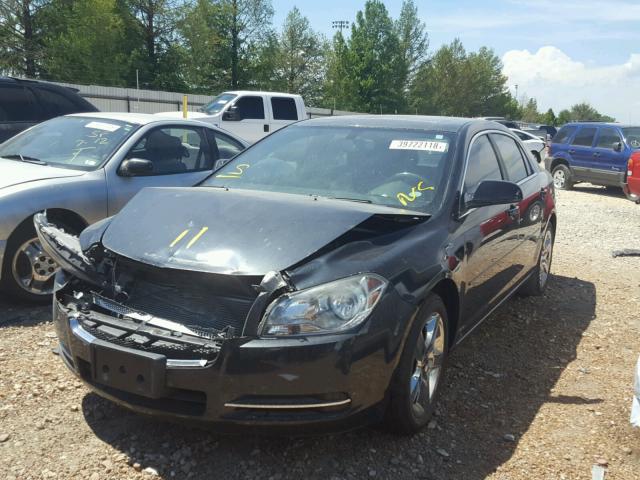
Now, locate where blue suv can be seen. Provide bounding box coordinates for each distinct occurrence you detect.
[546,122,640,190]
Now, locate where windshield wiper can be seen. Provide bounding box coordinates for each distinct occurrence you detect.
[327,196,373,204]
[2,154,48,165]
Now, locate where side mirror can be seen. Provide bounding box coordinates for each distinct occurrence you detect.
[222,106,241,121]
[613,141,623,152]
[119,158,153,177]
[465,180,523,209]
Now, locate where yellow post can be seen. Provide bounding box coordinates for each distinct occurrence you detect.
[182,95,188,119]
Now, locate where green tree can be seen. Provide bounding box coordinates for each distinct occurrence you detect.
[520,97,541,123]
[39,0,131,85]
[569,102,614,122]
[542,108,556,126]
[272,7,326,105]
[339,0,406,113]
[409,40,513,117]
[0,0,49,76]
[323,30,352,110]
[394,0,428,86]
[557,109,571,125]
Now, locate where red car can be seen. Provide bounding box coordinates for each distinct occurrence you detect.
[624,151,640,203]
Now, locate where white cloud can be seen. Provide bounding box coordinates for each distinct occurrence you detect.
[502,46,640,122]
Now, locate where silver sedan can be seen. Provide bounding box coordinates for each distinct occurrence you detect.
[0,112,248,301]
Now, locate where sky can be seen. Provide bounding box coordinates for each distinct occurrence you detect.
[272,0,640,122]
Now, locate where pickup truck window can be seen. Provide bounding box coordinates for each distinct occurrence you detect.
[271,97,298,120]
[201,93,237,115]
[235,96,265,120]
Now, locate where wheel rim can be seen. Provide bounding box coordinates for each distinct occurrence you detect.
[11,237,58,296]
[409,312,445,414]
[539,229,553,289]
[553,169,565,188]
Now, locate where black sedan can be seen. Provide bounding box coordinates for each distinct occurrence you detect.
[37,116,556,434]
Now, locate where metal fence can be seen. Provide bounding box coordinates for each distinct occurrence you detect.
[49,80,361,118]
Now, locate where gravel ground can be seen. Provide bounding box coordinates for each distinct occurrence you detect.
[1,185,639,480]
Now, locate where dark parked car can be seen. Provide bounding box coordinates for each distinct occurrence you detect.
[0,77,97,142]
[38,116,556,434]
[546,122,640,190]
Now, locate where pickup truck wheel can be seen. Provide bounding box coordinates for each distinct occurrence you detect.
[1,221,69,303]
[552,164,573,190]
[520,227,555,296]
[384,294,448,434]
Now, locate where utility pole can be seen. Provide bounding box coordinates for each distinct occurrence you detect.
[515,84,519,103]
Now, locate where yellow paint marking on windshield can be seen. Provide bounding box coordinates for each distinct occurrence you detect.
[397,181,435,207]
[215,163,249,179]
[170,229,190,247]
[186,227,209,249]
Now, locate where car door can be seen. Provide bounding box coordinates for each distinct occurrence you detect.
[568,126,597,182]
[269,97,300,134]
[0,85,39,142]
[592,126,626,186]
[458,133,522,331]
[490,133,544,286]
[106,125,215,214]
[220,95,268,143]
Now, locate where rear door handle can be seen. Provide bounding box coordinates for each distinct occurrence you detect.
[264,124,269,132]
[568,149,576,154]
[593,152,600,157]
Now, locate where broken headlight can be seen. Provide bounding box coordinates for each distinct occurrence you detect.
[260,274,387,336]
[34,212,105,286]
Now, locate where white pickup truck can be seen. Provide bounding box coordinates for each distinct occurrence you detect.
[159,91,307,144]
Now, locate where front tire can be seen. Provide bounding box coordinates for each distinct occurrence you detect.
[552,164,573,190]
[384,294,449,434]
[1,221,64,303]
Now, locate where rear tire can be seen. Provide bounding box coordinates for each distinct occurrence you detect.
[384,294,449,435]
[552,164,573,190]
[520,226,554,296]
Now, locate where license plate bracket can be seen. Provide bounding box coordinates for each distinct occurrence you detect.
[91,341,167,399]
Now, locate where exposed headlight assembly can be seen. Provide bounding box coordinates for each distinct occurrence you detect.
[260,274,387,336]
[34,212,105,286]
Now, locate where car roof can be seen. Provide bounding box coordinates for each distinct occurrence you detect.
[0,76,80,93]
[65,111,210,125]
[297,115,504,133]
[222,90,302,98]
[562,122,640,128]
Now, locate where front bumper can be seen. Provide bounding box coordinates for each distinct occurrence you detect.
[53,289,414,432]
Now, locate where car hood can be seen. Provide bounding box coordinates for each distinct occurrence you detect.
[0,157,85,189]
[100,187,427,276]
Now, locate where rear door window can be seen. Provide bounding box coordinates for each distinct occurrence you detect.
[33,87,84,118]
[271,97,298,120]
[595,127,622,149]
[491,133,530,182]
[0,85,38,121]
[571,127,597,147]
[552,126,577,144]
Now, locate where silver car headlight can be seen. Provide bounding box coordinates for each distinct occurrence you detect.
[260,274,387,336]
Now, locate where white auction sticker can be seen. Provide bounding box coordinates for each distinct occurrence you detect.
[389,140,448,152]
[85,121,121,132]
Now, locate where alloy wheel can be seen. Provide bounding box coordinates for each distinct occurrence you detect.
[11,237,58,296]
[553,170,566,189]
[409,312,445,415]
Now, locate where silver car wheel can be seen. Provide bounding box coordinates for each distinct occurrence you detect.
[553,169,566,188]
[409,312,445,413]
[11,237,58,296]
[539,229,553,289]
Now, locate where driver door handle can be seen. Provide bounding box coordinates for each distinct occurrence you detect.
[507,204,520,221]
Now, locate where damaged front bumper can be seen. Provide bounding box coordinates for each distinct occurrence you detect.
[53,281,409,431]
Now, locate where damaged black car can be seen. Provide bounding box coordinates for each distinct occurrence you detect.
[38,116,557,434]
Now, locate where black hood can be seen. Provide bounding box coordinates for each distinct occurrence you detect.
[100,187,427,276]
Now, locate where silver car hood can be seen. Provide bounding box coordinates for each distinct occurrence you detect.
[0,158,85,189]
